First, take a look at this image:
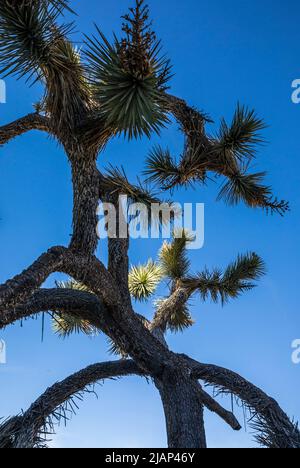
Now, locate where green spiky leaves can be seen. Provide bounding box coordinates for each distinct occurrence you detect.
[159,230,194,280]
[84,1,171,139]
[52,278,97,338]
[55,279,92,293]
[129,260,163,301]
[146,99,289,215]
[217,172,290,216]
[181,252,266,305]
[167,304,194,333]
[104,166,162,207]
[0,1,90,129]
[154,298,194,333]
[145,145,207,190]
[52,313,98,338]
[0,0,73,81]
[215,104,266,162]
[145,146,181,189]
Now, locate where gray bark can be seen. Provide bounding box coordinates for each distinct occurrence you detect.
[156,370,207,448]
[0,100,298,448]
[0,361,144,448]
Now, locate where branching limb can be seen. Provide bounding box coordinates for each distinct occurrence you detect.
[0,247,66,315]
[2,286,295,444]
[151,287,190,332]
[69,156,100,255]
[0,360,144,448]
[58,250,178,375]
[196,383,241,431]
[0,288,109,333]
[0,113,51,146]
[0,247,176,376]
[182,355,300,448]
[146,94,289,216]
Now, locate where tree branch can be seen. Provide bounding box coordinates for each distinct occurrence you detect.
[107,193,131,308]
[182,355,300,448]
[0,246,178,376]
[196,383,241,431]
[69,156,100,255]
[0,113,51,146]
[0,360,144,448]
[57,249,174,375]
[0,288,109,333]
[151,287,190,332]
[5,287,294,442]
[156,94,289,215]
[0,247,66,315]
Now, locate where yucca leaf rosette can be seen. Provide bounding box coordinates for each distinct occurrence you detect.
[85,1,171,139]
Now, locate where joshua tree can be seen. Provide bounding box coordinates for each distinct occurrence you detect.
[0,0,298,449]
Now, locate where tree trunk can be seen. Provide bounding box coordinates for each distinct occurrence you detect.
[68,148,99,255]
[156,371,207,448]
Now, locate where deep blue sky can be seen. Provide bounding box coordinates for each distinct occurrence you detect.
[1,0,300,448]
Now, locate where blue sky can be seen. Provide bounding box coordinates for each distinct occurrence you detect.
[0,0,300,448]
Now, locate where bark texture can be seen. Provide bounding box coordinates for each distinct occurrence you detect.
[0,361,144,448]
[156,371,207,449]
[0,113,51,146]
[0,88,298,448]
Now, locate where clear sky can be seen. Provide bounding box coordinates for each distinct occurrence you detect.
[0,0,300,448]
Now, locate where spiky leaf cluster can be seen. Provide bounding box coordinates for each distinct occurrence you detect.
[52,313,98,338]
[84,1,171,139]
[129,260,163,301]
[104,166,161,206]
[0,1,90,128]
[181,252,266,305]
[215,105,266,162]
[154,298,194,333]
[55,278,92,293]
[145,102,289,215]
[0,1,72,81]
[52,278,97,338]
[159,230,194,280]
[217,172,289,215]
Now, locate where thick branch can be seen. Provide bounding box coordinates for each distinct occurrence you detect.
[56,249,176,375]
[107,194,131,308]
[0,247,66,316]
[2,287,241,433]
[0,246,180,376]
[0,288,109,334]
[162,94,288,215]
[0,113,51,146]
[68,154,100,255]
[0,360,144,448]
[151,287,190,332]
[183,355,300,448]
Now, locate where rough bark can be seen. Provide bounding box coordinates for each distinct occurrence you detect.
[183,356,300,449]
[107,196,131,308]
[0,360,144,448]
[1,289,241,434]
[0,288,109,333]
[0,247,65,314]
[151,287,190,332]
[68,149,100,255]
[0,93,298,447]
[155,370,207,449]
[0,113,51,146]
